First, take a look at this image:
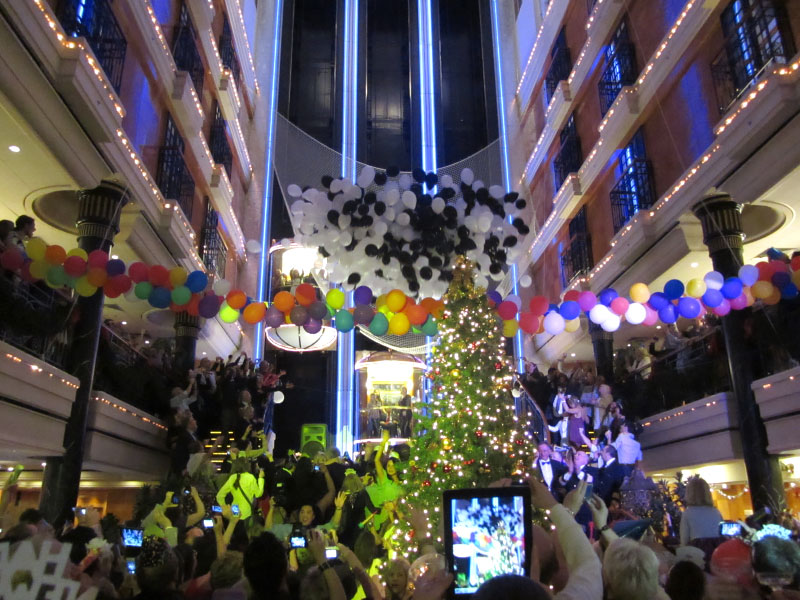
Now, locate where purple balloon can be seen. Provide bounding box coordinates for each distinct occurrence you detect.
[772,271,791,289]
[353,285,373,305]
[106,258,126,276]
[198,294,221,318]
[290,305,309,326]
[702,288,723,308]
[265,306,285,328]
[598,288,618,306]
[658,303,678,324]
[303,317,322,334]
[721,277,743,299]
[677,297,701,319]
[487,290,502,305]
[308,300,329,320]
[353,304,375,325]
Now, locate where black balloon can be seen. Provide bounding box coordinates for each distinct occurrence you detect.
[412,168,426,182]
[358,204,369,216]
[503,236,518,248]
[374,201,386,216]
[365,244,379,257]
[409,281,420,293]
[425,172,438,188]
[321,175,333,188]
[515,199,527,210]
[504,192,519,203]
[347,273,361,285]
[327,210,339,225]
[375,172,388,185]
[364,191,377,204]
[420,266,433,280]
[386,165,400,177]
[490,263,502,274]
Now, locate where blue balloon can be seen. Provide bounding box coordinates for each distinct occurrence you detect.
[772,271,791,289]
[678,297,701,319]
[148,286,171,309]
[598,288,618,306]
[702,289,724,308]
[548,303,559,314]
[559,300,580,320]
[721,277,743,299]
[664,279,685,300]
[186,270,208,293]
[487,290,502,305]
[658,303,678,324]
[781,283,799,299]
[648,292,670,311]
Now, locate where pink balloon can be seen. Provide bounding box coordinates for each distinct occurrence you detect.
[609,296,629,316]
[729,293,747,310]
[578,291,598,312]
[713,298,731,316]
[642,304,659,326]
[497,300,518,320]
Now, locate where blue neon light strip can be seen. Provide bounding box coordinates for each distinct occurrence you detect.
[490,0,524,372]
[254,0,285,360]
[417,0,437,178]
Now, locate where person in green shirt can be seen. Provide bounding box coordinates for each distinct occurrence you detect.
[216,460,265,521]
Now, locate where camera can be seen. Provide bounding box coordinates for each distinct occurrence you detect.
[121,528,143,548]
[211,504,222,514]
[171,495,181,505]
[719,520,742,537]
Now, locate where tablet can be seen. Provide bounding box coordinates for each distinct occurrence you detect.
[442,486,532,597]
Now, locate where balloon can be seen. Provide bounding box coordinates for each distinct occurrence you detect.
[304,317,322,334]
[326,288,346,310]
[149,264,169,287]
[186,294,201,316]
[589,304,610,324]
[729,293,748,310]
[598,288,618,306]
[353,304,375,325]
[295,283,316,306]
[335,309,355,332]
[750,280,773,299]
[46,265,67,287]
[720,277,743,299]
[219,301,240,323]
[629,282,650,304]
[576,291,596,312]
[228,289,249,310]
[169,267,188,287]
[609,296,629,316]
[74,276,97,297]
[519,312,539,334]
[559,300,580,320]
[245,239,262,254]
[781,283,799,299]
[108,274,132,295]
[66,248,88,260]
[763,287,781,305]
[497,301,518,320]
[353,285,373,306]
[506,294,522,310]
[519,274,532,288]
[543,311,566,335]
[643,304,659,326]
[502,319,520,337]
[29,260,49,280]
[369,312,389,335]
[405,303,428,326]
[149,286,171,309]
[421,316,438,336]
[128,262,148,283]
[0,248,24,271]
[601,314,621,332]
[738,265,759,286]
[686,278,706,298]
[529,296,549,316]
[86,267,108,287]
[486,291,502,307]
[704,271,724,290]
[771,271,791,288]
[44,244,66,265]
[286,304,307,325]
[702,288,724,308]
[213,278,232,296]
[658,303,678,323]
[198,294,221,318]
[713,298,731,316]
[134,281,153,299]
[389,312,410,335]
[61,255,86,278]
[87,249,108,270]
[792,256,800,272]
[186,270,208,293]
[25,238,47,261]
[272,391,285,404]
[564,318,580,333]
[625,302,646,325]
[663,279,684,300]
[710,539,754,587]
[308,300,329,320]
[648,292,669,310]
[386,289,407,313]
[678,297,702,319]
[793,269,800,287]
[171,285,191,305]
[265,306,284,328]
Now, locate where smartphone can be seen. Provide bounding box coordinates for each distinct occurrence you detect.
[211,504,222,514]
[183,488,191,495]
[121,528,143,548]
[719,520,742,537]
[171,495,180,505]
[290,535,307,548]
[443,486,532,596]
[584,483,594,501]
[202,518,214,529]
[75,507,87,516]
[313,465,320,472]
[231,504,240,517]
[126,559,136,575]
[325,547,339,560]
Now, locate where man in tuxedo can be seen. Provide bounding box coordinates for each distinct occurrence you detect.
[562,450,595,530]
[595,445,626,506]
[533,443,568,499]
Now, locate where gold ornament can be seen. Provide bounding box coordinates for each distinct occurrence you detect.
[450,368,460,378]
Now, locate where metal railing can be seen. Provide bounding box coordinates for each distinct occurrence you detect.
[56,0,127,92]
[172,3,204,96]
[210,104,233,178]
[598,42,637,115]
[553,132,582,191]
[610,158,655,232]
[200,202,227,279]
[545,46,572,104]
[560,232,593,287]
[156,117,195,220]
[219,14,242,88]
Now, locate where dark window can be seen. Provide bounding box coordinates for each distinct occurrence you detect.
[545,28,572,104]
[610,129,655,232]
[156,115,195,220]
[173,2,204,96]
[560,207,593,287]
[553,113,582,191]
[56,0,127,92]
[200,200,227,279]
[210,102,233,178]
[598,20,638,115]
[711,0,795,113]
[219,13,242,87]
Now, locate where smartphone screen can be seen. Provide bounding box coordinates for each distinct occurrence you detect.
[231,504,240,517]
[126,559,136,575]
[212,504,222,514]
[121,528,143,547]
[584,483,594,501]
[325,547,338,559]
[171,495,180,505]
[719,520,742,536]
[202,518,214,529]
[290,535,307,548]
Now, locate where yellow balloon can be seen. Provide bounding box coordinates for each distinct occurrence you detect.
[326,288,345,310]
[751,280,774,299]
[629,282,650,303]
[74,276,97,297]
[763,288,781,306]
[386,289,407,313]
[744,287,755,307]
[219,301,239,323]
[29,260,50,280]
[686,278,706,298]
[388,312,410,335]
[26,238,47,261]
[565,318,580,333]
[375,294,387,308]
[169,266,188,287]
[502,319,519,338]
[67,247,89,260]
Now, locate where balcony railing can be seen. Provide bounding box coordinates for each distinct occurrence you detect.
[553,132,582,191]
[210,105,233,178]
[200,203,227,279]
[219,15,242,88]
[56,0,127,92]
[598,42,637,115]
[173,3,204,96]
[545,46,572,104]
[560,232,593,287]
[610,158,655,232]
[156,146,195,220]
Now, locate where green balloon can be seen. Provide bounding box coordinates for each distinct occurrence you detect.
[368,312,389,335]
[421,316,438,336]
[171,285,191,306]
[134,281,153,299]
[335,309,354,332]
[46,265,67,287]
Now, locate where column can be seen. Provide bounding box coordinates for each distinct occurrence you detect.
[174,311,200,376]
[39,181,128,528]
[692,192,784,512]
[589,321,615,384]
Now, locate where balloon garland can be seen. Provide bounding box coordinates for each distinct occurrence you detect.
[488,257,800,337]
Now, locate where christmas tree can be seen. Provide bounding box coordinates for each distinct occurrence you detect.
[392,256,535,558]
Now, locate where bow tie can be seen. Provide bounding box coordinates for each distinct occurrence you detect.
[540,460,550,465]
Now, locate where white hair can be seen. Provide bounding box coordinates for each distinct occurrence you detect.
[603,538,660,600]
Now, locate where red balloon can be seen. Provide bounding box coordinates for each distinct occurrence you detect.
[295,283,316,306]
[769,259,789,273]
[755,261,772,281]
[129,261,149,283]
[63,255,87,277]
[497,300,518,320]
[108,274,132,295]
[529,296,549,316]
[404,302,428,326]
[519,312,540,334]
[562,290,580,303]
[186,294,201,317]
[0,247,24,271]
[87,249,109,269]
[149,265,170,287]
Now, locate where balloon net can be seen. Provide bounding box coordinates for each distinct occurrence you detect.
[356,325,434,356]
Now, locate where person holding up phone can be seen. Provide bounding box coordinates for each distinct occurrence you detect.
[680,477,724,546]
[215,461,265,521]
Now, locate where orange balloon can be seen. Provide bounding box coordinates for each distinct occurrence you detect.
[419,297,438,315]
[243,302,266,324]
[86,267,108,287]
[763,288,782,306]
[227,290,247,309]
[273,290,295,313]
[405,302,428,326]
[44,244,67,265]
[295,283,316,306]
[431,300,445,319]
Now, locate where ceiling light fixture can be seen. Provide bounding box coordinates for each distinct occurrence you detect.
[121,321,127,325]
[690,262,699,268]
[8,145,20,153]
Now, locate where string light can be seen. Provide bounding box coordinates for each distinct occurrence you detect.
[3,350,79,389]
[93,394,167,431]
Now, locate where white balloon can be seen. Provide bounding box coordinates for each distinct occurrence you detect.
[374,221,388,237]
[288,184,303,198]
[543,311,566,335]
[338,231,353,246]
[601,314,621,332]
[396,212,411,226]
[475,274,489,290]
[402,190,417,210]
[385,208,396,222]
[704,271,724,290]
[338,214,351,229]
[625,302,647,325]
[440,174,454,188]
[512,388,522,398]
[330,179,343,193]
[478,215,493,233]
[246,239,262,254]
[460,168,474,185]
[213,278,232,296]
[472,180,484,191]
[385,188,400,206]
[519,274,532,288]
[432,197,445,214]
[357,166,376,188]
[399,173,413,189]
[272,391,285,404]
[489,185,505,199]
[589,304,610,324]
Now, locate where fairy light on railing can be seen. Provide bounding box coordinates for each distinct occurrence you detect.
[4,352,79,390]
[93,396,168,431]
[228,0,260,96]
[515,0,557,95]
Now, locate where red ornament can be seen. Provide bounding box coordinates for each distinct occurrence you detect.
[475,430,484,438]
[423,480,431,487]
[495,362,503,370]
[430,461,438,471]
[515,439,524,445]
[443,464,452,473]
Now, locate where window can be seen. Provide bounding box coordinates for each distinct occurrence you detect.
[552,113,582,191]
[609,130,655,232]
[156,115,195,219]
[560,207,593,287]
[598,20,638,115]
[219,13,242,87]
[209,103,233,178]
[200,201,227,279]
[173,2,204,95]
[711,0,795,113]
[545,28,572,104]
